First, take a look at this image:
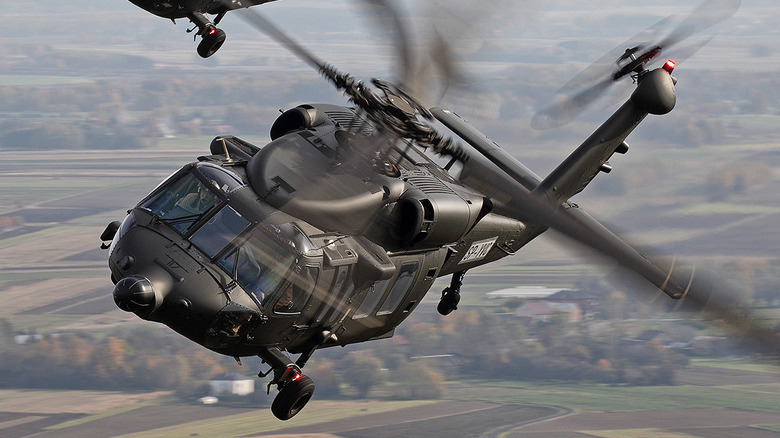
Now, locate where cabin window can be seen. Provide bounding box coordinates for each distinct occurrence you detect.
[376,262,418,316]
[353,278,391,319]
[315,269,349,323]
[326,281,355,325]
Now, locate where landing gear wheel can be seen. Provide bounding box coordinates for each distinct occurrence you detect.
[271,375,315,420]
[197,26,226,58]
[437,287,460,316]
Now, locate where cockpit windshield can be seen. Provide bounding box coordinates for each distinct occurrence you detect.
[139,163,316,313]
[140,163,243,234]
[190,206,250,258]
[141,171,219,233]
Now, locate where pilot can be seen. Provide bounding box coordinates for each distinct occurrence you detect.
[274,283,295,312]
[175,182,217,214]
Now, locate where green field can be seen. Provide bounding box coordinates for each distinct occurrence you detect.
[450,380,780,413]
[7,364,778,438]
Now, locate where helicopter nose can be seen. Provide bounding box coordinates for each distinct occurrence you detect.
[113,276,157,313]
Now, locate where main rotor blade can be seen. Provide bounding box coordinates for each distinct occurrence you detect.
[668,267,780,357]
[355,0,466,107]
[493,172,780,357]
[231,2,328,73]
[358,0,529,112]
[356,0,416,90]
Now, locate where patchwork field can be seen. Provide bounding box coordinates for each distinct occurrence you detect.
[1,142,779,437]
[1,2,779,437]
[0,145,220,332]
[3,364,778,438]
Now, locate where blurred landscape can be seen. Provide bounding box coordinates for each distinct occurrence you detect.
[1,0,779,437]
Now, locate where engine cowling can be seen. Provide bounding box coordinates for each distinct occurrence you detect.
[382,188,488,249]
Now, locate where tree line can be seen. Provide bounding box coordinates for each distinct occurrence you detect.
[2,265,778,400]
[1,68,778,150]
[0,321,227,394]
[0,301,695,401]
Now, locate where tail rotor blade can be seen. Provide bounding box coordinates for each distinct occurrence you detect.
[658,0,741,49]
[533,0,740,129]
[531,77,613,130]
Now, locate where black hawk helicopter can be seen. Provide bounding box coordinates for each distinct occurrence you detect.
[101,0,761,421]
[127,0,277,57]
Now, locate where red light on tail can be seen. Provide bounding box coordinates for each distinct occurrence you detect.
[663,59,676,73]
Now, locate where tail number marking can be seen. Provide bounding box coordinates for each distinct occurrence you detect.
[459,237,498,264]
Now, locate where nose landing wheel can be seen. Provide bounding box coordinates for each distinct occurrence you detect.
[188,12,227,58]
[271,374,316,420]
[197,25,226,58]
[258,348,317,421]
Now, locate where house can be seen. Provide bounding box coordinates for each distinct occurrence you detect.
[208,373,255,396]
[515,301,582,323]
[546,290,600,313]
[485,286,564,300]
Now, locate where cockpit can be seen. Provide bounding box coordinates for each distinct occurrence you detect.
[115,162,319,321]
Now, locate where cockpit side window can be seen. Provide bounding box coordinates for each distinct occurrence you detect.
[272,266,318,315]
[215,226,315,313]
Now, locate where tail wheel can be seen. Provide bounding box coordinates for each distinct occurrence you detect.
[437,287,460,315]
[197,26,226,58]
[271,375,315,420]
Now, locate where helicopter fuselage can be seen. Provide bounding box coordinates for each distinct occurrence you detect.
[127,0,275,20]
[103,60,685,420]
[107,103,532,359]
[126,0,277,58]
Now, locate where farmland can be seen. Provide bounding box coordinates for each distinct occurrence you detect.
[3,362,779,438]
[1,1,779,436]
